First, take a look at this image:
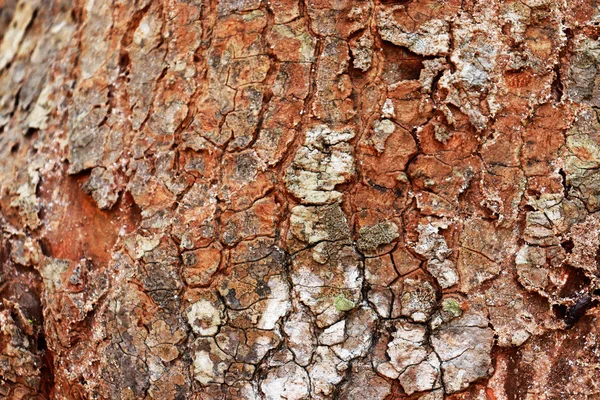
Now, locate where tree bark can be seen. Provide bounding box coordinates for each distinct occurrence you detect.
[1,0,600,398]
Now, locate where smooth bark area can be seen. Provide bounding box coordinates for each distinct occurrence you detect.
[1,0,600,399]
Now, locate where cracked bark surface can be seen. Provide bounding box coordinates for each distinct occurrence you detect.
[1,0,600,398]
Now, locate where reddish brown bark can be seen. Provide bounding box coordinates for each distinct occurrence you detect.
[1,0,600,399]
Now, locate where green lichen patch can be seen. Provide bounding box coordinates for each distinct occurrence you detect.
[334,294,356,312]
[442,298,462,317]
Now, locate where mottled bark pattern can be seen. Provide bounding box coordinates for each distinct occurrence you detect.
[1,0,600,399]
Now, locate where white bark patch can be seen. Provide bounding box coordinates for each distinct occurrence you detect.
[187,299,223,336]
[285,125,355,205]
[258,275,291,330]
[192,350,215,385]
[379,321,441,395]
[261,362,310,400]
[431,313,494,393]
[377,8,450,56]
[414,221,458,288]
[319,320,346,346]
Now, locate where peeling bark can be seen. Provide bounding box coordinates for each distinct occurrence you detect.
[1,0,600,399]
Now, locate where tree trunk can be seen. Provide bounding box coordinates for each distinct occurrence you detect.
[1,0,600,398]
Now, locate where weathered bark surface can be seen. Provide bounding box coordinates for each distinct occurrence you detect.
[1,0,600,398]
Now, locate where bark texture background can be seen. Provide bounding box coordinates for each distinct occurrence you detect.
[1,0,600,398]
